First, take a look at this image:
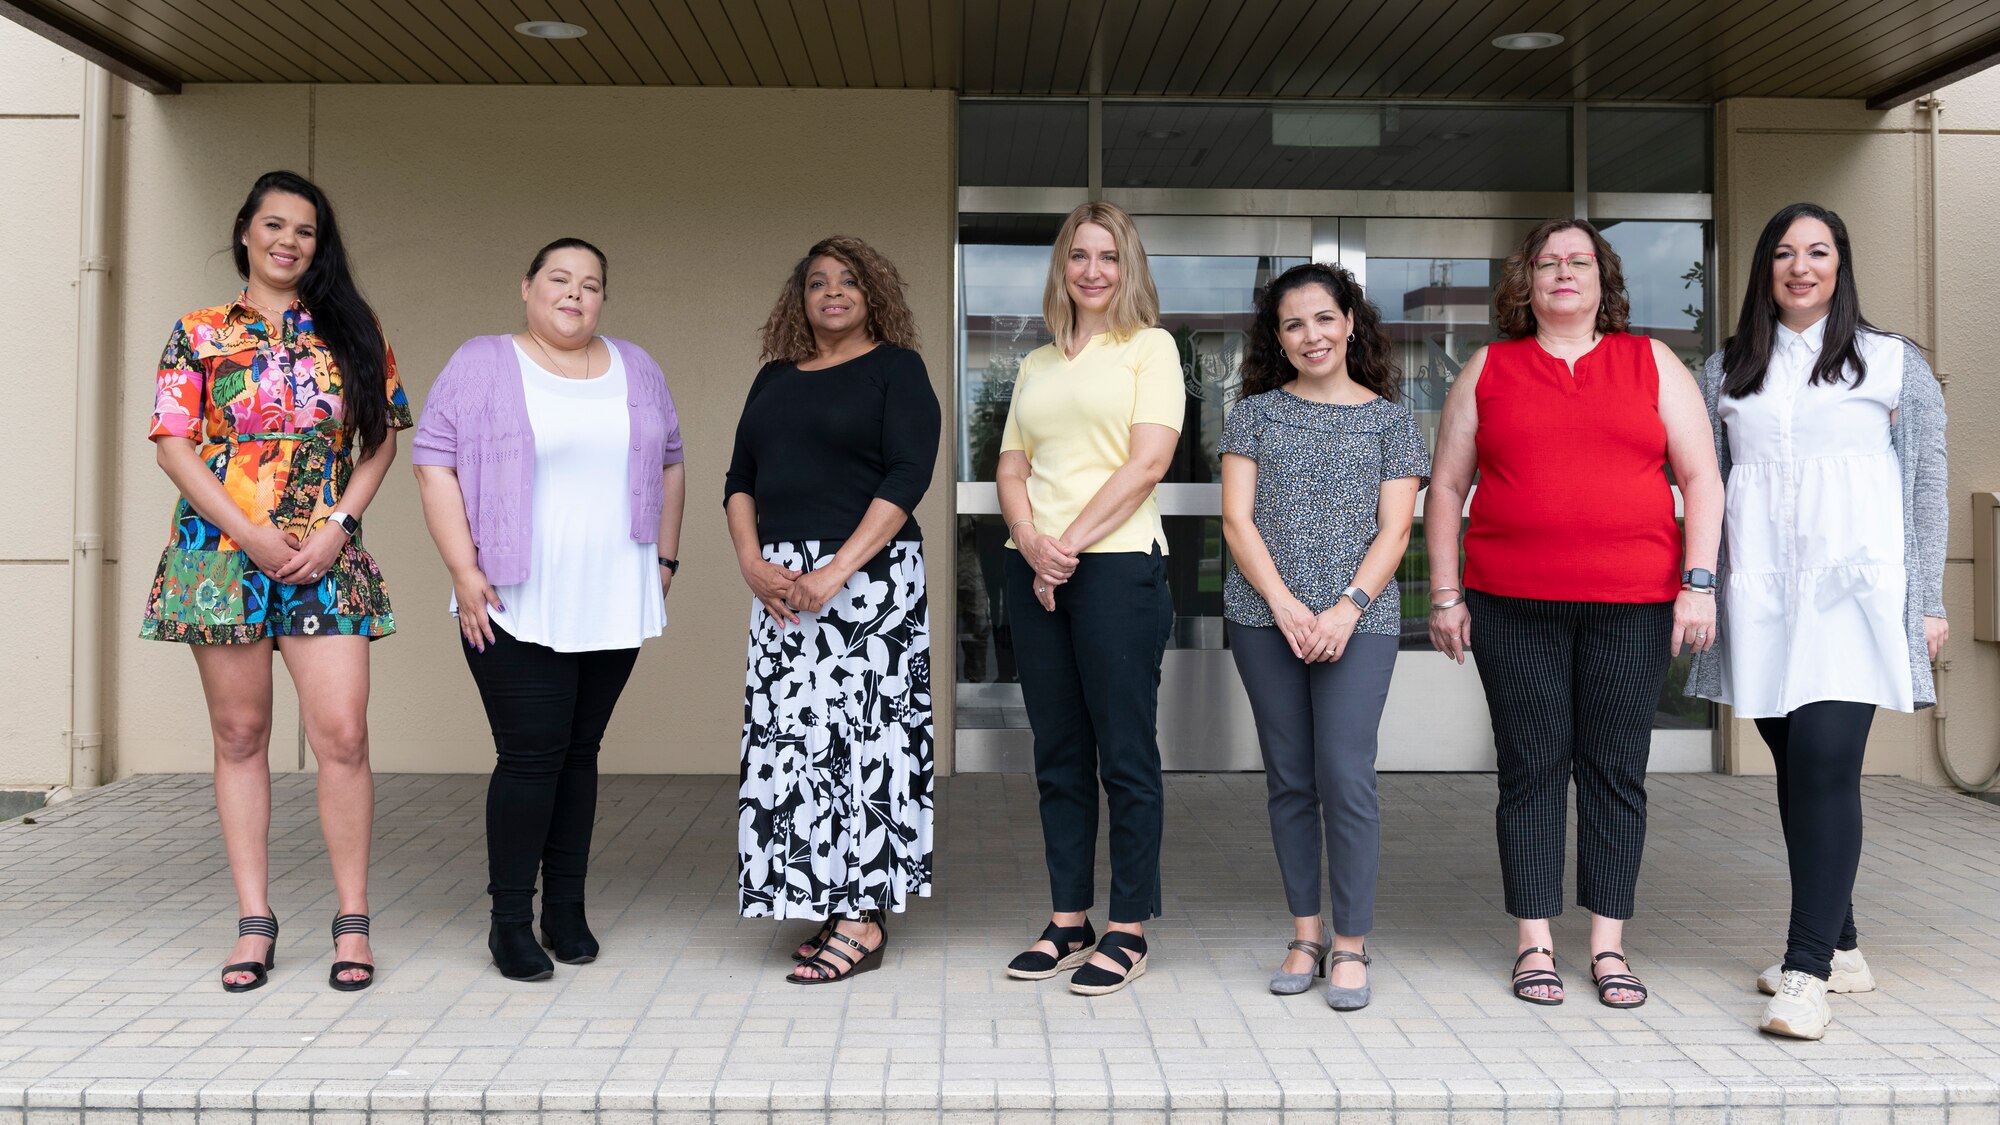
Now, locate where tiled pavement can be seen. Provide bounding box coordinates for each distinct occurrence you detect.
[2,772,1998,1124]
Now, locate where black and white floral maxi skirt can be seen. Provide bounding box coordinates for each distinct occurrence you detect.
[738,539,935,919]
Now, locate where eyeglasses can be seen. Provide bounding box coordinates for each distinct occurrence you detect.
[1532,253,1597,274]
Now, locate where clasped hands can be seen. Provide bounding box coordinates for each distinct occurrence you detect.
[250,521,348,586]
[1018,526,1081,612]
[742,556,850,625]
[1273,594,1360,663]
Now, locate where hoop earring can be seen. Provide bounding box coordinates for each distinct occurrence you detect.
[1347,333,1355,343]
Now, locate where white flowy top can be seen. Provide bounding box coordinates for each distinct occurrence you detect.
[1713,319,1911,717]
[452,341,666,652]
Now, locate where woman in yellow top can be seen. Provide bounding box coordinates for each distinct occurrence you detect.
[996,201,1184,997]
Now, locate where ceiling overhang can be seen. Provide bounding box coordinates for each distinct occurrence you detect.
[4,0,1997,106]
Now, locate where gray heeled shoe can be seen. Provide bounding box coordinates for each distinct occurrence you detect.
[1325,948,1372,1011]
[1268,931,1330,995]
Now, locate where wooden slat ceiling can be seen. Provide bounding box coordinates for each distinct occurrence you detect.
[965,0,2000,103]
[7,0,1998,105]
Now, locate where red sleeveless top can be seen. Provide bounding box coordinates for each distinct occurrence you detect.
[1463,333,1681,603]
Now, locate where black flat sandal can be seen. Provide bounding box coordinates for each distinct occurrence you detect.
[787,913,885,985]
[1006,919,1097,980]
[791,918,838,964]
[220,915,278,993]
[1590,950,1648,1009]
[328,913,375,992]
[1511,946,1564,1006]
[1069,931,1148,996]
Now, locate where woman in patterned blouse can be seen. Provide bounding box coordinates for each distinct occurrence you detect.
[143,171,410,994]
[1219,262,1429,1011]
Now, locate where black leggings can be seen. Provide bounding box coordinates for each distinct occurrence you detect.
[1754,700,1874,979]
[463,623,639,925]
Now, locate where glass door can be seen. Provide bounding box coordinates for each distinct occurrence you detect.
[953,213,1714,772]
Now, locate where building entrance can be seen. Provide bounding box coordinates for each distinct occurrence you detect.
[953,213,1714,773]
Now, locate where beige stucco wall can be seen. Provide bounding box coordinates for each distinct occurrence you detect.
[0,21,86,786]
[1714,69,2000,787]
[95,80,955,777]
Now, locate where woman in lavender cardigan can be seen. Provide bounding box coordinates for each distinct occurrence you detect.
[412,239,686,982]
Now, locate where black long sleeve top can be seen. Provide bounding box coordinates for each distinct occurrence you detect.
[723,343,942,545]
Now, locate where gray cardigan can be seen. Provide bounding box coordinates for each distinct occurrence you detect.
[1687,338,1948,708]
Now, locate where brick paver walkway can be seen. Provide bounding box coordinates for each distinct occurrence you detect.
[2,772,1998,1123]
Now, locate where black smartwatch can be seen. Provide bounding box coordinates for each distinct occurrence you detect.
[1683,567,1716,592]
[658,557,680,575]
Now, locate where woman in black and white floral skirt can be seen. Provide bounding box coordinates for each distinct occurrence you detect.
[725,235,941,984]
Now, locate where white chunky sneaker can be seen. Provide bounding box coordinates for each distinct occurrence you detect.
[1758,947,1875,995]
[1760,969,1833,1040]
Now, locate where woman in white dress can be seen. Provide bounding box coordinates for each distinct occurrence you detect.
[1689,202,1948,1040]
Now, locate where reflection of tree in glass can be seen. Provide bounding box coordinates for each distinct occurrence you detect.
[1678,259,1707,369]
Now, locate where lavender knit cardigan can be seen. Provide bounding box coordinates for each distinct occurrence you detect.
[410,334,684,586]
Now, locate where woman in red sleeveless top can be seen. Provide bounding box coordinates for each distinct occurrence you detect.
[1424,219,1723,1009]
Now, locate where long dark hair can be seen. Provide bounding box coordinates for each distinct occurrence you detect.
[231,171,390,448]
[1238,262,1399,401]
[1721,202,1903,398]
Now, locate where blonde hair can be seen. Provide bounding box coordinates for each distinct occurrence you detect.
[1042,202,1159,346]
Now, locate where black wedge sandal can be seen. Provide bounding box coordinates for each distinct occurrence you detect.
[1069,930,1147,996]
[1510,946,1564,1006]
[1590,950,1648,1009]
[787,913,885,985]
[220,915,278,993]
[1005,919,1097,981]
[791,918,838,964]
[329,913,375,992]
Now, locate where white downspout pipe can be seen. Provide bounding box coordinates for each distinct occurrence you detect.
[67,64,113,790]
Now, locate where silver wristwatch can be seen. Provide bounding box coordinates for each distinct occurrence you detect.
[1341,586,1372,611]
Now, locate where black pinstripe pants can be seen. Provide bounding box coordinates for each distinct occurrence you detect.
[1466,590,1674,921]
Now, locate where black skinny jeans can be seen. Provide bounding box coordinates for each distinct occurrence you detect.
[1005,547,1173,924]
[1754,700,1874,979]
[463,623,639,925]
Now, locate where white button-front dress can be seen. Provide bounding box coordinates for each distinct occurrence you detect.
[1715,320,1913,718]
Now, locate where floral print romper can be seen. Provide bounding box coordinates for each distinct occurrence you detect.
[141,293,412,644]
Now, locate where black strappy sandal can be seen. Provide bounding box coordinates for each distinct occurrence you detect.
[791,918,838,964]
[1006,919,1097,980]
[329,914,375,992]
[1511,946,1564,1006]
[220,915,278,993]
[787,913,885,985]
[1069,930,1148,996]
[1590,950,1648,1009]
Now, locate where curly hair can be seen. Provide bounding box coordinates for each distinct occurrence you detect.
[1493,218,1631,340]
[758,235,919,362]
[1238,262,1399,402]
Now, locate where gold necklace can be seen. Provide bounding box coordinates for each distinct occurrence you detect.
[528,332,593,380]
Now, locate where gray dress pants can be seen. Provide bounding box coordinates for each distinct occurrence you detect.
[1227,623,1398,934]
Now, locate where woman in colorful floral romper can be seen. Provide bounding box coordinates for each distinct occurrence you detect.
[142,171,410,994]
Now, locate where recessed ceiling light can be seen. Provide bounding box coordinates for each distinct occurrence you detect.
[515,20,588,39]
[1438,130,1471,141]
[1141,128,1183,141]
[1493,31,1562,50]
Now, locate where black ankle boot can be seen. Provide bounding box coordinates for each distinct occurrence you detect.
[539,903,599,965]
[489,920,554,981]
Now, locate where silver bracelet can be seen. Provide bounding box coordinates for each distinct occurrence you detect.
[1008,518,1034,535]
[1430,596,1465,611]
